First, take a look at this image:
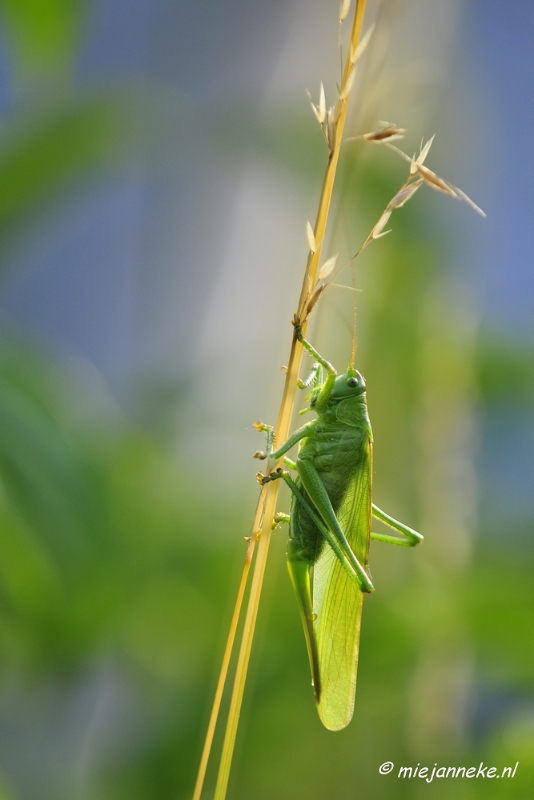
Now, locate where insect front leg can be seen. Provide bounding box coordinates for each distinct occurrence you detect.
[298,361,323,390]
[252,421,274,460]
[294,325,337,414]
[254,327,335,458]
[371,504,423,547]
[253,423,309,463]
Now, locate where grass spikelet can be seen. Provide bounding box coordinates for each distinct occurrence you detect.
[386,139,486,216]
[339,66,356,100]
[361,122,405,142]
[350,22,375,64]
[318,254,338,281]
[306,220,318,253]
[339,0,352,24]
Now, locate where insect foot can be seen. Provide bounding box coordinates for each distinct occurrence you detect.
[256,468,285,485]
[272,512,290,530]
[253,420,273,433]
[273,511,290,525]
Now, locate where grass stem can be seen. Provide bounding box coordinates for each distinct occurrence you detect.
[195,3,368,798]
[191,525,259,800]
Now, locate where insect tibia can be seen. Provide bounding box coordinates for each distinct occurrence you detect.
[300,361,323,390]
[371,504,423,546]
[286,552,322,702]
[293,325,336,377]
[253,420,274,458]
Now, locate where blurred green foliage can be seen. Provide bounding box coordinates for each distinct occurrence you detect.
[0,333,245,798]
[0,173,530,799]
[0,0,129,274]
[0,97,125,232]
[0,0,82,72]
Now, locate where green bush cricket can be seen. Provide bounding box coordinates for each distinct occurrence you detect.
[254,324,423,731]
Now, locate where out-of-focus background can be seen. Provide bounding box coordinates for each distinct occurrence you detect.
[0,1,532,798]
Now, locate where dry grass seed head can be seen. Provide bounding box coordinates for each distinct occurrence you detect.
[416,163,457,196]
[416,134,435,166]
[306,284,326,316]
[386,138,486,217]
[318,254,338,280]
[339,0,351,24]
[370,210,392,240]
[350,23,375,65]
[326,108,336,150]
[306,221,317,252]
[339,67,356,100]
[387,178,424,209]
[307,87,325,125]
[362,122,405,143]
[318,82,326,123]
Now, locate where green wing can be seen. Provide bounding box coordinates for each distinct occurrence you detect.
[312,435,372,730]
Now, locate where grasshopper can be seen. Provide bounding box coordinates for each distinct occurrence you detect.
[254,326,422,730]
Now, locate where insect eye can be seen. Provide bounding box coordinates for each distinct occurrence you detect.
[346,377,358,387]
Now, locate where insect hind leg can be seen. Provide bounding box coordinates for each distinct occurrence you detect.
[371,504,423,547]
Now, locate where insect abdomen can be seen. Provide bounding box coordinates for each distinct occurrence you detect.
[288,423,366,565]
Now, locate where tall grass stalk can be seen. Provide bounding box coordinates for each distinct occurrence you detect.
[192,0,486,795]
[191,3,369,799]
[191,535,257,800]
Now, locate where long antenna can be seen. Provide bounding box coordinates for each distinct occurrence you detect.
[340,195,358,370]
[349,259,358,368]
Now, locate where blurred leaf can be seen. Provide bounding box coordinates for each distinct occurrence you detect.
[0,339,106,568]
[465,552,534,682]
[0,94,128,250]
[0,0,83,73]
[475,335,534,406]
[0,335,243,679]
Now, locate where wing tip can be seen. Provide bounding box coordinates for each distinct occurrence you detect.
[317,698,355,731]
